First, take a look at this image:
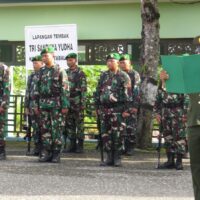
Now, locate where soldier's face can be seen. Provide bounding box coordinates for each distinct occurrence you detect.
[119,60,131,71]
[33,61,43,71]
[67,58,77,68]
[42,53,54,65]
[107,59,119,71]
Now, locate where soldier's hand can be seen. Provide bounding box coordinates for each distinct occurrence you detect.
[160,70,169,81]
[122,112,130,118]
[0,107,5,114]
[182,115,187,123]
[62,108,69,115]
[155,114,161,123]
[130,108,138,114]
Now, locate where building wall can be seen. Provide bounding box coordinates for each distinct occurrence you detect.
[0,3,199,41]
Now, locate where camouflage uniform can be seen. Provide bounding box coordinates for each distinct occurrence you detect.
[123,69,140,153]
[64,67,87,142]
[24,71,41,154]
[94,68,132,166]
[0,63,10,158]
[34,65,70,155]
[154,88,188,169]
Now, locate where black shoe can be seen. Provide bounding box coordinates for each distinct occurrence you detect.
[176,154,183,170]
[100,152,113,166]
[51,150,61,163]
[159,152,175,169]
[76,139,84,153]
[0,149,6,160]
[64,139,76,153]
[114,151,122,167]
[39,150,52,162]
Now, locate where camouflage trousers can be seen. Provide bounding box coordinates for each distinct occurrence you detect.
[123,113,137,145]
[29,111,40,146]
[0,113,6,148]
[40,109,64,151]
[161,108,187,155]
[64,109,84,140]
[100,111,125,153]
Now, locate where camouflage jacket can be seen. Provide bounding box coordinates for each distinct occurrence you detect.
[154,88,189,116]
[33,65,70,110]
[126,69,141,110]
[66,67,87,111]
[24,71,40,110]
[0,64,10,110]
[94,69,132,112]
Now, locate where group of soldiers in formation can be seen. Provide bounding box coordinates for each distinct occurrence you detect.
[0,46,189,170]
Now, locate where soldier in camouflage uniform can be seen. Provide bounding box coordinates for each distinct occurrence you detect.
[94,53,132,167]
[33,46,70,163]
[24,55,43,156]
[63,53,87,153]
[0,63,10,160]
[154,75,188,170]
[119,54,141,156]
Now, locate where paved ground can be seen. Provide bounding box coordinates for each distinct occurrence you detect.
[0,144,194,200]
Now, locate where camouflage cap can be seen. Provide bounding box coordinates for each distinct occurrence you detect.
[119,54,132,61]
[106,53,120,61]
[40,46,55,55]
[31,55,42,62]
[65,53,77,60]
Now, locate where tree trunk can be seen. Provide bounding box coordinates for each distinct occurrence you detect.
[137,0,160,149]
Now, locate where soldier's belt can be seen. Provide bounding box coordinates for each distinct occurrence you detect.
[163,103,183,108]
[40,94,60,99]
[101,103,124,109]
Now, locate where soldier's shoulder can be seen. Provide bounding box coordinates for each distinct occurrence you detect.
[0,63,9,71]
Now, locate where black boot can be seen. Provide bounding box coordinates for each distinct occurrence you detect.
[27,143,41,156]
[125,140,134,156]
[159,152,175,169]
[0,147,6,160]
[100,152,113,166]
[76,139,84,153]
[114,151,122,167]
[39,149,52,162]
[63,139,76,153]
[51,150,61,163]
[176,154,183,170]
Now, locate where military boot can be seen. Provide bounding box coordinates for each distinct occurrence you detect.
[76,139,84,153]
[114,151,122,167]
[100,152,113,166]
[176,154,183,170]
[39,149,52,162]
[0,147,6,160]
[159,152,175,169]
[125,140,135,156]
[63,139,76,153]
[51,150,61,163]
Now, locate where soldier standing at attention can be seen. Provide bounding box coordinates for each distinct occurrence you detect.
[119,54,140,155]
[154,74,188,170]
[33,46,70,163]
[0,63,10,160]
[24,55,43,156]
[94,53,132,167]
[160,42,200,199]
[63,53,87,153]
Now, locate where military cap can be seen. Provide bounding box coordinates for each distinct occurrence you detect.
[40,46,55,55]
[106,53,120,61]
[65,53,77,60]
[119,54,132,61]
[31,55,42,62]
